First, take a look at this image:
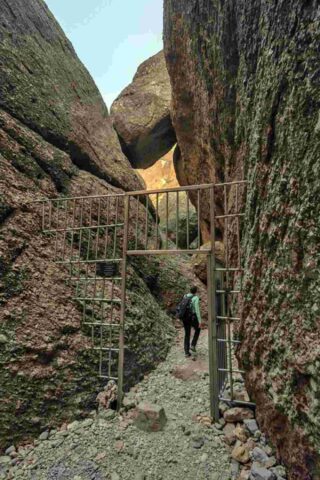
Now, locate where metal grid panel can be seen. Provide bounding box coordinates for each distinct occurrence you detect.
[41,194,126,391]
[40,180,249,416]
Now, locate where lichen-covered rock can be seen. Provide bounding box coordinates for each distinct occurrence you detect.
[0,0,192,451]
[111,51,176,169]
[0,0,142,192]
[164,0,320,477]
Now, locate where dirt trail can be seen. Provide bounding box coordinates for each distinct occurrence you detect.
[7,329,231,480]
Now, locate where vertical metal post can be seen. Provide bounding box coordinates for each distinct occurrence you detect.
[117,195,130,410]
[208,185,219,421]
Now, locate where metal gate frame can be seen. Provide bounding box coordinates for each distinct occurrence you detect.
[40,180,249,420]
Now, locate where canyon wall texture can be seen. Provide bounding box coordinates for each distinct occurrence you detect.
[0,0,187,450]
[164,1,320,478]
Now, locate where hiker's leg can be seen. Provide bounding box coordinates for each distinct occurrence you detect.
[191,322,201,348]
[183,322,191,354]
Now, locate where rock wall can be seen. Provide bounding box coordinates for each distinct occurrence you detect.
[111,51,176,169]
[164,1,320,478]
[0,0,188,450]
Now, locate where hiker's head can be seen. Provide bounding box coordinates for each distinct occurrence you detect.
[190,286,197,294]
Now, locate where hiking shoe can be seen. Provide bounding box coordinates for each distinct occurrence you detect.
[185,352,191,357]
[190,346,196,352]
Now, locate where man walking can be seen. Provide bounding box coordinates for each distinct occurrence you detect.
[177,286,202,357]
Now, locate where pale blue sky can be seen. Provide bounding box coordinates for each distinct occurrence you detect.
[45,0,163,109]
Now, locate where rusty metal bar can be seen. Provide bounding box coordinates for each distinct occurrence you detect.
[165,192,169,250]
[117,195,130,410]
[145,195,149,250]
[135,195,139,249]
[197,189,201,249]
[155,193,159,249]
[176,191,179,249]
[208,185,219,421]
[186,193,190,249]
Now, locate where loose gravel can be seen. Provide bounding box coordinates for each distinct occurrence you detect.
[5,331,231,480]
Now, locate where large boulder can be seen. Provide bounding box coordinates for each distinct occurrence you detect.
[111,51,176,169]
[164,0,320,477]
[0,0,142,193]
[0,0,193,451]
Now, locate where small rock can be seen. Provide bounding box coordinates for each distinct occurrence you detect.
[82,418,93,428]
[223,423,236,436]
[250,464,276,480]
[251,447,269,465]
[134,402,167,432]
[234,425,249,443]
[5,446,15,456]
[0,456,11,465]
[265,456,277,468]
[115,440,124,452]
[192,436,205,449]
[223,433,236,446]
[244,419,259,435]
[231,459,240,478]
[200,453,208,462]
[67,421,80,431]
[135,474,146,480]
[231,444,250,464]
[123,397,136,410]
[239,469,251,480]
[111,474,120,480]
[214,422,223,430]
[224,407,254,423]
[262,445,273,456]
[270,466,287,479]
[39,431,49,441]
[0,334,8,344]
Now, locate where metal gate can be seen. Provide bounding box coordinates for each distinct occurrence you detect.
[40,180,249,419]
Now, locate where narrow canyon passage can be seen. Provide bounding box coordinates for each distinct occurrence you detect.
[8,331,231,480]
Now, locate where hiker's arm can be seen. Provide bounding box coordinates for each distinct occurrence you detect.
[194,297,202,324]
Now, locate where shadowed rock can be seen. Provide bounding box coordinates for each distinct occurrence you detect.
[164,0,320,476]
[111,51,176,169]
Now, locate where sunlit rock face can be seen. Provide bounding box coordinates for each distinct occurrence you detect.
[111,51,176,169]
[164,0,320,477]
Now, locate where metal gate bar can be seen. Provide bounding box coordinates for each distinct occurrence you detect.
[39,180,249,417]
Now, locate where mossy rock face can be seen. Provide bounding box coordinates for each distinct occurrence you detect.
[0,0,142,192]
[0,0,195,452]
[164,0,320,476]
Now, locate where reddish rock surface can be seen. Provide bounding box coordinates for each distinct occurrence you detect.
[164,0,320,477]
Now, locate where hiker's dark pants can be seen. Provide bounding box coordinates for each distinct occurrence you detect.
[183,318,201,354]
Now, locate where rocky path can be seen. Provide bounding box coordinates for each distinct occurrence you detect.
[5,330,232,480]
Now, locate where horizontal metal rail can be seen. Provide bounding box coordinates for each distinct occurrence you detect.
[127,249,211,256]
[43,223,124,233]
[83,322,121,327]
[75,297,121,303]
[126,180,248,196]
[215,213,245,219]
[218,368,245,374]
[33,180,248,205]
[217,316,241,321]
[56,259,122,265]
[217,338,241,344]
[92,347,120,352]
[72,277,122,282]
[219,398,256,408]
